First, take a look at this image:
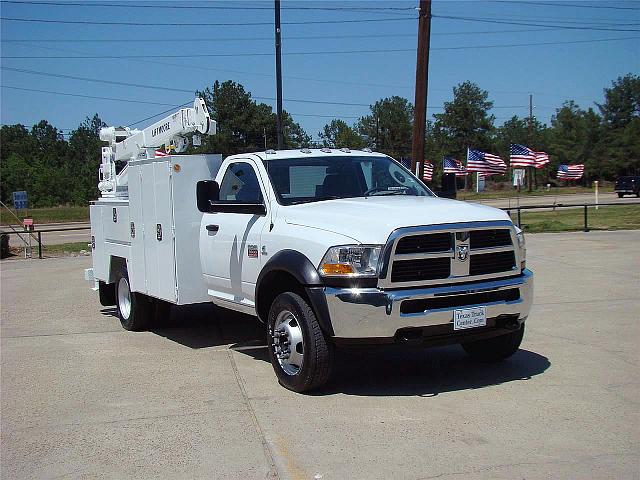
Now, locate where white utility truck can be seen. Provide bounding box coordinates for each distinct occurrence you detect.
[87,98,533,392]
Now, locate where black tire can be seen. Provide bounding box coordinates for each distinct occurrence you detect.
[618,192,624,198]
[267,292,333,393]
[462,324,525,362]
[98,281,116,306]
[115,267,152,331]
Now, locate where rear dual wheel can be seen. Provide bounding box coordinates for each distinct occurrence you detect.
[115,267,152,331]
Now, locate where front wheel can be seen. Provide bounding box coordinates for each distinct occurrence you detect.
[267,292,333,393]
[462,324,525,362]
[115,267,152,331]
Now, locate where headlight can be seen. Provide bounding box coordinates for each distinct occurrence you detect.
[319,245,382,277]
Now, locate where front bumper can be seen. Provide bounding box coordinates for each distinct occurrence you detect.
[324,269,533,340]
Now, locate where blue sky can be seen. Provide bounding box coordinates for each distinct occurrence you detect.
[0,0,638,144]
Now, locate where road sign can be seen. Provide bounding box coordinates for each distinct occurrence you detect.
[12,191,28,210]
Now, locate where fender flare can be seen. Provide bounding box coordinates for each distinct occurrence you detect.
[255,250,334,336]
[256,249,323,290]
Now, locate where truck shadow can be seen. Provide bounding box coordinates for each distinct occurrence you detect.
[147,305,550,397]
[315,346,550,397]
[149,304,267,350]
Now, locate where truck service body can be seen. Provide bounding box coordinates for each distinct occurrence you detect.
[87,100,533,392]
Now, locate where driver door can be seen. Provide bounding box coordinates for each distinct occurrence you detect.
[200,160,269,311]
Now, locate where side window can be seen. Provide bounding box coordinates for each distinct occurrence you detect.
[219,162,264,203]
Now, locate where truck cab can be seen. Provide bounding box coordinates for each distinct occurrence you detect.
[192,149,533,392]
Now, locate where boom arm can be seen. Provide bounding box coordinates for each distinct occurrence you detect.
[97,98,216,197]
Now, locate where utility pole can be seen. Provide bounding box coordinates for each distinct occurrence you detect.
[411,0,432,178]
[274,0,284,150]
[528,93,533,192]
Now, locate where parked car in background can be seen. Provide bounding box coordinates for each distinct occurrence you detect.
[614,176,640,197]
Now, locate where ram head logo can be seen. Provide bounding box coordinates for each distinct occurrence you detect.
[457,245,469,262]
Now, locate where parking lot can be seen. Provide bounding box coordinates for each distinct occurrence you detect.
[1,230,638,479]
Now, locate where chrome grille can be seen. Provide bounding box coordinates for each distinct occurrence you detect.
[395,232,452,254]
[391,257,450,282]
[469,229,512,249]
[469,251,516,275]
[379,221,520,288]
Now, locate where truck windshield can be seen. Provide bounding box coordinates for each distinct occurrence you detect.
[264,155,434,205]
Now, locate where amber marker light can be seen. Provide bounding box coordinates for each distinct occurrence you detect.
[320,263,355,275]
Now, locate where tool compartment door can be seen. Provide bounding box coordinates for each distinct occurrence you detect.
[140,160,177,302]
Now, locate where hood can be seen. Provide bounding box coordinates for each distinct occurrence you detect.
[283,196,512,244]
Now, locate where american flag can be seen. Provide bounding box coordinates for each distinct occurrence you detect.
[443,157,467,176]
[509,144,535,167]
[467,148,507,175]
[155,149,169,157]
[557,164,584,180]
[533,151,549,168]
[422,161,434,182]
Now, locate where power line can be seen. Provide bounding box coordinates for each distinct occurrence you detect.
[1,67,532,111]
[4,36,637,59]
[0,1,418,12]
[489,0,640,11]
[0,27,569,43]
[127,102,192,127]
[0,15,417,26]
[433,14,640,32]
[0,66,374,107]
[1,85,179,106]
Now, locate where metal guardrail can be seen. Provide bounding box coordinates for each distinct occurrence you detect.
[1,201,639,259]
[503,201,640,232]
[0,226,90,259]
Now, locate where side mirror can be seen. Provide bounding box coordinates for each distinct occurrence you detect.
[196,180,220,212]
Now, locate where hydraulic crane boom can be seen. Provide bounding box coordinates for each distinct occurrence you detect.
[97,98,216,197]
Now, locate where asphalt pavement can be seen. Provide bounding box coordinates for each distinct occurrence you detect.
[1,230,638,479]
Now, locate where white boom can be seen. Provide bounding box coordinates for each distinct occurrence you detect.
[97,97,216,197]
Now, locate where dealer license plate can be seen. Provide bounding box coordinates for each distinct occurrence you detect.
[453,306,487,330]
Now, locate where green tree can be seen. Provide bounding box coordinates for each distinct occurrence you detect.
[432,81,495,159]
[548,101,604,184]
[0,124,35,204]
[356,96,413,159]
[67,114,106,203]
[318,119,364,148]
[195,80,310,156]
[597,74,640,175]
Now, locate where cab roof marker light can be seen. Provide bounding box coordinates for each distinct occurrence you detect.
[321,147,332,153]
[265,149,277,154]
[340,148,351,153]
[300,148,312,154]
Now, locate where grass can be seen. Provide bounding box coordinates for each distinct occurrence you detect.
[42,241,92,255]
[1,206,90,226]
[511,204,640,233]
[6,241,90,259]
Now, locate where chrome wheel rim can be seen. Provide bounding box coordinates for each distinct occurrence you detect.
[272,310,304,376]
[117,277,132,320]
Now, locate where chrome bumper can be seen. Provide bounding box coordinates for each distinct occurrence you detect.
[325,269,533,339]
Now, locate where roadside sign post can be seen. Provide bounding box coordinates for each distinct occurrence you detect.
[595,180,599,210]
